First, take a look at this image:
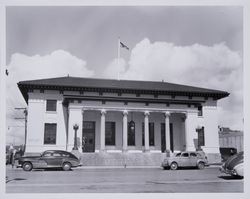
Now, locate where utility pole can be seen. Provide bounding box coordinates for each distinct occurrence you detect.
[14,108,28,152]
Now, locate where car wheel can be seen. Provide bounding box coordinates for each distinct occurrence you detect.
[62,162,71,171]
[23,162,33,171]
[170,162,178,170]
[197,162,205,170]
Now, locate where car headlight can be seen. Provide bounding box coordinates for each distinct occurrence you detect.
[231,169,237,176]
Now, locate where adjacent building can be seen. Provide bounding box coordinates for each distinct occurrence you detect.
[219,127,243,152]
[18,76,229,165]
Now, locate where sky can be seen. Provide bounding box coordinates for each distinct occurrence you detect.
[6,6,243,145]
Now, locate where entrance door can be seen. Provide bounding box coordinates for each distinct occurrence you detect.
[161,123,173,152]
[82,121,95,152]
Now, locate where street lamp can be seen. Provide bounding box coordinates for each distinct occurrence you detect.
[73,124,79,150]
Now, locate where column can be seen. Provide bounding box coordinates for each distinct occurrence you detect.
[165,111,171,152]
[184,111,198,151]
[144,111,150,152]
[122,110,128,152]
[100,109,106,152]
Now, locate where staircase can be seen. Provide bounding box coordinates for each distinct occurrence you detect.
[79,152,165,167]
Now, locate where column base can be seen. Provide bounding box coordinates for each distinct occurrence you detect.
[143,149,150,153]
[99,149,106,153]
[122,149,128,153]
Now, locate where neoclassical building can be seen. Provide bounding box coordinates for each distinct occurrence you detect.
[18,76,229,165]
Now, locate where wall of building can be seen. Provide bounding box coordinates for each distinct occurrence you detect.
[25,88,221,163]
[219,132,243,152]
[26,91,67,153]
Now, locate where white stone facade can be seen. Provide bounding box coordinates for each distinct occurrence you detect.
[25,89,221,162]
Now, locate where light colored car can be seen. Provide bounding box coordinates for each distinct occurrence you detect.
[161,151,208,170]
[17,150,81,171]
[220,151,243,178]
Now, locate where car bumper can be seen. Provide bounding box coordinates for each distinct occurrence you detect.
[161,162,169,168]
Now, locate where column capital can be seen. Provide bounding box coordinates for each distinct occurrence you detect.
[100,109,106,115]
[144,111,150,116]
[164,111,171,117]
[123,110,128,116]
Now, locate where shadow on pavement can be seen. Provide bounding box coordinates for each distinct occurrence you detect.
[218,175,244,180]
[6,177,26,183]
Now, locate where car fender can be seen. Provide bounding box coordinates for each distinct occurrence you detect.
[234,163,244,177]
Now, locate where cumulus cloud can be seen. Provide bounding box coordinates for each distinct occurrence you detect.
[6,50,94,144]
[105,38,243,130]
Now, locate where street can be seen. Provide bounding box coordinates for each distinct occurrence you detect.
[6,166,243,193]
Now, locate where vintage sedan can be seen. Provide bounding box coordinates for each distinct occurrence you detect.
[161,151,208,170]
[17,150,81,171]
[220,151,243,178]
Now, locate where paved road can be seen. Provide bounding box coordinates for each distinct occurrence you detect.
[6,166,243,193]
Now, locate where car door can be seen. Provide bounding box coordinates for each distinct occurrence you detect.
[49,152,63,167]
[189,152,198,167]
[179,152,190,167]
[40,151,62,167]
[40,151,54,167]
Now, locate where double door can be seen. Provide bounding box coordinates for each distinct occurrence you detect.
[82,121,95,152]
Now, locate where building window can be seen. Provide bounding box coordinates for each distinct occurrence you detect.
[198,106,203,116]
[44,123,57,144]
[105,122,115,145]
[46,100,57,112]
[128,121,135,146]
[198,127,205,148]
[142,122,155,146]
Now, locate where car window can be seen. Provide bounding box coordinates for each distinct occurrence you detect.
[175,153,181,157]
[53,152,62,157]
[190,153,197,157]
[61,153,70,157]
[181,153,189,157]
[43,151,53,157]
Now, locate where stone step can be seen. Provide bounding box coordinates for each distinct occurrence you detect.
[79,153,166,166]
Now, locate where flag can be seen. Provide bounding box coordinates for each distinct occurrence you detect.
[120,42,129,50]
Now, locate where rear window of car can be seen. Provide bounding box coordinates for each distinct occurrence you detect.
[190,153,197,157]
[61,153,70,157]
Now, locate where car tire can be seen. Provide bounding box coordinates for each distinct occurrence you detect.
[163,167,168,170]
[23,162,33,171]
[170,162,178,170]
[197,162,205,170]
[62,162,71,171]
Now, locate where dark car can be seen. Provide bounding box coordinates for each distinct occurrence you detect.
[161,151,208,170]
[17,150,81,171]
[220,151,243,177]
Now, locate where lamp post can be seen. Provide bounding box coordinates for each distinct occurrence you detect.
[73,124,79,150]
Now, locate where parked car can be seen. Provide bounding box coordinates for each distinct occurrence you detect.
[161,151,208,170]
[17,150,81,171]
[220,151,243,178]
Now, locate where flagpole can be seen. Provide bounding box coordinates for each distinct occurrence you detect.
[117,37,120,80]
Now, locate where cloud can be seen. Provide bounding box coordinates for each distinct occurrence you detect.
[105,38,243,130]
[6,50,94,144]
